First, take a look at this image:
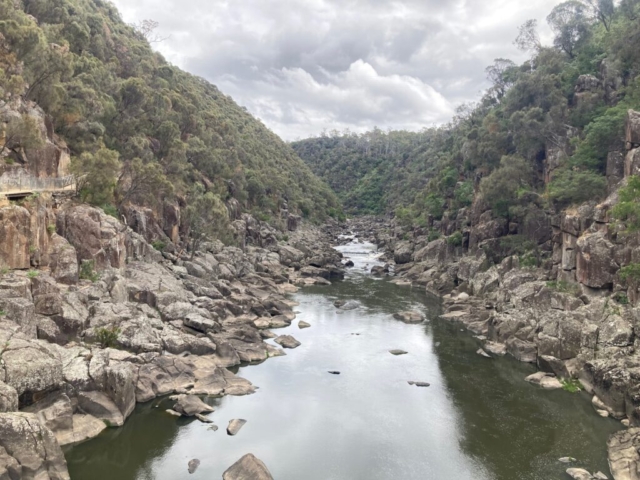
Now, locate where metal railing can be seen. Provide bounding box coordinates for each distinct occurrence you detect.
[0,173,76,194]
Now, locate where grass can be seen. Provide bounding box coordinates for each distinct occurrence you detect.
[96,326,120,348]
[561,378,583,393]
[151,240,166,252]
[26,270,39,279]
[0,310,5,317]
[47,224,56,235]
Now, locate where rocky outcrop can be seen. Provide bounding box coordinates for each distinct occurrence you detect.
[0,412,70,480]
[0,206,30,269]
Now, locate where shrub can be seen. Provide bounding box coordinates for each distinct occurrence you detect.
[47,224,56,235]
[395,206,413,227]
[547,169,607,207]
[79,260,99,282]
[151,241,166,252]
[619,263,640,285]
[27,270,39,279]
[96,326,120,348]
[0,310,5,317]
[427,229,441,242]
[613,176,640,231]
[613,292,630,305]
[546,280,581,296]
[101,204,119,219]
[447,231,463,247]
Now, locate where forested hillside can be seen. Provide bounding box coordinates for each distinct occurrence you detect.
[0,0,341,232]
[293,0,640,222]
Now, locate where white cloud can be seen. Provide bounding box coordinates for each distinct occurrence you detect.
[111,0,564,140]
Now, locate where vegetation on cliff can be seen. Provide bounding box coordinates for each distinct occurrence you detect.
[292,0,640,222]
[0,0,341,233]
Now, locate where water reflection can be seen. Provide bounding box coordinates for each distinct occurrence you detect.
[65,242,619,480]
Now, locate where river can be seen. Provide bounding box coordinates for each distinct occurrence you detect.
[64,240,621,479]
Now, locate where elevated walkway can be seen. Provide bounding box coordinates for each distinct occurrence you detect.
[0,174,76,199]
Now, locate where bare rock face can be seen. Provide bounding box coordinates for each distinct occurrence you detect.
[0,412,71,480]
[0,205,30,269]
[48,234,78,285]
[608,428,640,480]
[627,109,640,148]
[394,241,414,265]
[576,232,618,289]
[222,453,274,480]
[0,382,18,413]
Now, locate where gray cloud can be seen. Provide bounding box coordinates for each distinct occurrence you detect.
[112,0,563,140]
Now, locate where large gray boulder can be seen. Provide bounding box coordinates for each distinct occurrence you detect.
[172,395,214,417]
[0,382,18,413]
[393,241,414,265]
[223,454,273,480]
[48,234,78,285]
[608,428,640,480]
[576,232,618,289]
[0,412,71,479]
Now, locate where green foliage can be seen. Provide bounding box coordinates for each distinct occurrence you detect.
[453,181,474,208]
[96,326,120,349]
[427,229,441,242]
[424,193,445,220]
[0,310,5,317]
[546,280,581,296]
[0,0,339,224]
[79,260,99,282]
[26,270,38,279]
[184,189,233,254]
[101,204,119,219]
[619,263,640,284]
[395,207,413,227]
[480,156,533,218]
[547,169,607,207]
[0,113,44,156]
[47,224,56,235]
[613,292,630,305]
[613,176,640,231]
[447,231,463,247]
[151,241,166,252]
[561,378,583,393]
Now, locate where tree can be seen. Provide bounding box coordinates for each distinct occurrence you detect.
[480,155,533,218]
[0,113,44,157]
[547,1,591,58]
[582,0,615,30]
[620,0,639,20]
[116,157,173,208]
[514,20,541,53]
[613,176,640,231]
[184,189,232,256]
[486,58,518,99]
[71,147,121,206]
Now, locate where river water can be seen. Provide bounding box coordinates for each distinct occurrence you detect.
[65,241,621,479]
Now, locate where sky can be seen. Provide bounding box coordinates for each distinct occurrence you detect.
[111,0,563,141]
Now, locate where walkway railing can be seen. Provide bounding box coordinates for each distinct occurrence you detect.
[0,173,76,195]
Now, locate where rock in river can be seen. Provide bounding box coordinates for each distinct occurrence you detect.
[328,371,341,375]
[275,335,301,349]
[188,459,200,474]
[408,381,431,387]
[223,453,274,480]
[389,349,408,356]
[298,321,311,329]
[227,418,247,436]
[566,468,597,480]
[393,311,425,324]
[172,395,214,417]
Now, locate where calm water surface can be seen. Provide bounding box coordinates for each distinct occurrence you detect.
[65,242,621,480]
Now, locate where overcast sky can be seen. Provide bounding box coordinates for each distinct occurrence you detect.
[111,0,562,140]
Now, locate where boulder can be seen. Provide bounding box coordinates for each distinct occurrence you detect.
[566,469,596,480]
[222,454,274,480]
[135,354,197,403]
[0,382,18,413]
[226,418,247,436]
[77,391,124,427]
[274,335,301,349]
[394,241,414,265]
[48,234,78,285]
[188,458,200,474]
[389,349,408,356]
[298,321,311,329]
[0,412,70,480]
[173,395,214,417]
[576,232,617,289]
[524,372,563,390]
[105,363,136,422]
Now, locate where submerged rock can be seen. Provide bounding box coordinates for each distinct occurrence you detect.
[524,372,563,390]
[328,371,341,375]
[227,418,247,436]
[393,311,425,324]
[222,453,274,480]
[476,349,491,358]
[408,381,431,387]
[566,468,596,480]
[298,321,311,329]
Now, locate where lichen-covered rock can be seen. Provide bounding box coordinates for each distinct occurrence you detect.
[0,412,71,480]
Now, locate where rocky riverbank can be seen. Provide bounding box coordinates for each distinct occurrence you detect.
[0,196,346,479]
[342,208,640,479]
